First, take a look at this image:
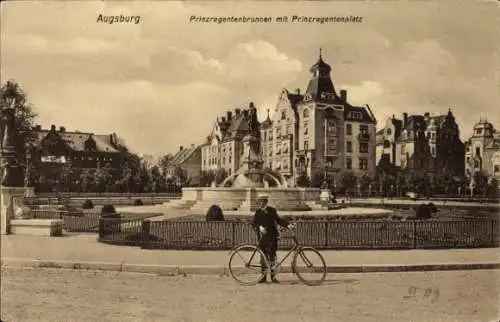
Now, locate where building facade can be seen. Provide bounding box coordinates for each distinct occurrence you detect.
[375,116,403,166]
[201,105,256,176]
[167,144,202,184]
[29,124,125,191]
[261,51,377,186]
[464,119,500,186]
[377,109,464,178]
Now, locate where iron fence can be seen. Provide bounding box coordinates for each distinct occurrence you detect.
[98,218,500,250]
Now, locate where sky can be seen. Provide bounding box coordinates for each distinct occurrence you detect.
[1,1,499,157]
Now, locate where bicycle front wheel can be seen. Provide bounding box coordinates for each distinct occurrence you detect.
[228,245,268,286]
[292,247,327,286]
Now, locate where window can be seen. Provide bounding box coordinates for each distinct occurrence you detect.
[359,124,368,134]
[346,124,352,135]
[476,129,482,135]
[387,128,392,135]
[263,131,267,141]
[359,158,368,170]
[327,121,336,133]
[475,147,481,156]
[304,123,308,135]
[269,130,273,140]
[359,142,368,153]
[431,147,435,155]
[494,165,500,173]
[426,132,430,140]
[283,143,288,153]
[276,127,281,138]
[303,109,309,118]
[228,168,231,175]
[276,145,282,155]
[304,141,309,150]
[281,111,286,120]
[401,144,406,155]
[346,157,352,169]
[283,159,288,169]
[228,155,232,163]
[346,141,352,153]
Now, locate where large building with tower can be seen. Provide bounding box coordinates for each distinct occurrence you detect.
[261,50,377,187]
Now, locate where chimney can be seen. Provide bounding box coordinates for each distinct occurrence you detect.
[59,126,66,132]
[296,88,301,95]
[180,146,183,151]
[191,144,195,148]
[34,125,42,131]
[221,116,226,123]
[227,111,232,121]
[340,90,347,102]
[50,125,56,132]
[235,108,241,116]
[242,110,249,117]
[403,113,408,128]
[424,112,430,120]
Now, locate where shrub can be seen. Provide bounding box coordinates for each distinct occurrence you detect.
[415,204,432,219]
[206,204,224,221]
[101,204,116,215]
[82,199,94,209]
[134,199,144,206]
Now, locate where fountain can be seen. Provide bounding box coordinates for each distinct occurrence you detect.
[181,103,321,213]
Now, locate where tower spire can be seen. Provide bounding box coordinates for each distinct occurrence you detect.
[319,47,322,60]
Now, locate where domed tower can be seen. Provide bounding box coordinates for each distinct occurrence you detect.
[304,48,340,103]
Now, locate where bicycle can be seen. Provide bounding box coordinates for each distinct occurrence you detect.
[228,225,327,286]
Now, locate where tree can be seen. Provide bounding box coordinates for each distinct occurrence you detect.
[157,153,174,174]
[0,80,37,173]
[296,174,311,188]
[311,172,324,188]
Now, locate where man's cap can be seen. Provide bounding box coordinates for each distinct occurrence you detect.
[257,193,269,199]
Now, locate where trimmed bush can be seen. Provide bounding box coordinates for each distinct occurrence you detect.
[101,204,117,215]
[82,199,94,209]
[134,199,144,206]
[206,204,224,221]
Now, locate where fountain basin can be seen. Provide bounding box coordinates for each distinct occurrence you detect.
[182,187,322,213]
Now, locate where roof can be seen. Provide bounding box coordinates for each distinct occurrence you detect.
[171,145,199,165]
[344,104,376,123]
[309,55,331,74]
[34,130,119,153]
[403,115,427,132]
[205,107,259,143]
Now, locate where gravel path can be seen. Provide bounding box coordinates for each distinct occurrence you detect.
[1,267,498,322]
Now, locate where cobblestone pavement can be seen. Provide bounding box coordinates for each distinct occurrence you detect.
[1,267,498,322]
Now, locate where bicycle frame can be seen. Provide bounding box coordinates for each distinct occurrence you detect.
[243,234,302,272]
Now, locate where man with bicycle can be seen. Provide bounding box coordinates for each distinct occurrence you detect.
[252,193,295,283]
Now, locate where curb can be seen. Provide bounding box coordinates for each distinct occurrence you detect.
[2,258,499,275]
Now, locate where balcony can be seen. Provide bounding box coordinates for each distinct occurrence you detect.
[358,132,370,141]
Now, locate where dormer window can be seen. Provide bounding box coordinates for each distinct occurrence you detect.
[303,108,309,118]
[281,111,286,120]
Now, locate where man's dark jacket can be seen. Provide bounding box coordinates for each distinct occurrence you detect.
[252,206,289,237]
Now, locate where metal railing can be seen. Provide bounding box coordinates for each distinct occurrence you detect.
[98,218,500,250]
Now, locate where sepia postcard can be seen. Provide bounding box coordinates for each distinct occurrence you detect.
[0,1,499,321]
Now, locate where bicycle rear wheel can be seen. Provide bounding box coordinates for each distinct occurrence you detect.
[292,247,327,286]
[229,245,268,286]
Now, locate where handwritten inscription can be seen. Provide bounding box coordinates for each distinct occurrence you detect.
[402,285,439,303]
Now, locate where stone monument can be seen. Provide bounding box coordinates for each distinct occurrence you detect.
[1,104,29,234]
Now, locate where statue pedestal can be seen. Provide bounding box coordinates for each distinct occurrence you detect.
[1,186,26,235]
